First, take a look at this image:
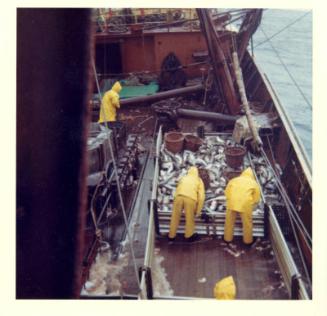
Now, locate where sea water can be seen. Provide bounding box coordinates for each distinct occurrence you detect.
[252,9,312,164]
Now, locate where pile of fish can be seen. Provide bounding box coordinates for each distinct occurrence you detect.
[157,134,270,217]
[249,153,283,207]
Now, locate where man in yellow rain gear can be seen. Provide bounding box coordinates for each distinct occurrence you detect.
[224,167,260,245]
[214,276,236,300]
[168,166,205,242]
[98,81,122,123]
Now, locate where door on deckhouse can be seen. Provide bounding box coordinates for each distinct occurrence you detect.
[95,42,122,75]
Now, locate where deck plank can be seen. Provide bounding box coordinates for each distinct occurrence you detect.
[155,236,289,299]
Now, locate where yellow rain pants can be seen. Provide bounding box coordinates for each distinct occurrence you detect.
[168,166,205,238]
[224,167,260,244]
[98,81,122,123]
[169,195,197,238]
[214,276,236,300]
[224,208,253,244]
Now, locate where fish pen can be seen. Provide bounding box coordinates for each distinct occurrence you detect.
[140,126,309,299]
[155,132,266,237]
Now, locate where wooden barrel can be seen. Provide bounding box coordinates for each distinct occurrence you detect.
[164,132,184,153]
[225,146,246,169]
[184,134,203,152]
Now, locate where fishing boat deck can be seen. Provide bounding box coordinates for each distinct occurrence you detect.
[112,146,156,295]
[155,237,289,299]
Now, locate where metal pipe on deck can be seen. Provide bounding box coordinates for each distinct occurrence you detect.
[120,84,204,106]
[177,108,238,123]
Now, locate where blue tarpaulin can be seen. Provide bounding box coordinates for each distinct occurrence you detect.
[100,79,159,99]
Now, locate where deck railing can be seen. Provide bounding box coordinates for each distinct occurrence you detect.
[138,125,163,299]
[269,206,309,299]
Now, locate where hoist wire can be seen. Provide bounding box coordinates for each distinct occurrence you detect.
[260,148,312,245]
[254,11,311,48]
[249,149,311,247]
[257,27,312,109]
[259,148,312,286]
[91,60,141,290]
[251,146,312,286]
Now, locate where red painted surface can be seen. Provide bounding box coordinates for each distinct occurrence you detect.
[153,32,208,77]
[121,36,156,73]
[96,30,209,77]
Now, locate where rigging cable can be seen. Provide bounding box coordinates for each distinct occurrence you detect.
[91,60,141,291]
[254,11,311,48]
[249,149,311,290]
[259,148,312,288]
[257,27,312,109]
[259,149,312,244]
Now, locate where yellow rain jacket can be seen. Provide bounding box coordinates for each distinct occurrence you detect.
[175,166,205,216]
[214,276,236,300]
[98,81,122,123]
[225,167,260,214]
[169,166,205,238]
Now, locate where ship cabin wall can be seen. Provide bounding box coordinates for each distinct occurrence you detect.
[120,36,156,73]
[95,31,214,78]
[152,32,208,77]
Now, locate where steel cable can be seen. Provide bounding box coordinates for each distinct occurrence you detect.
[254,11,311,48]
[259,148,312,244]
[259,148,311,287]
[257,27,312,109]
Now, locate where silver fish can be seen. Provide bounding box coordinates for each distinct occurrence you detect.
[162,195,170,204]
[159,172,176,186]
[175,154,183,165]
[224,247,241,258]
[209,200,218,211]
[210,167,221,179]
[188,152,196,165]
[215,187,224,195]
[216,136,225,145]
[195,158,207,167]
[218,205,225,212]
[204,155,211,163]
[210,180,221,188]
[219,177,227,187]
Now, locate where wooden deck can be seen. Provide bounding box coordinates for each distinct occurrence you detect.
[155,236,289,299]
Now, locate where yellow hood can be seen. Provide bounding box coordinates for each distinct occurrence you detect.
[112,81,122,93]
[240,167,255,180]
[214,276,236,300]
[188,166,199,177]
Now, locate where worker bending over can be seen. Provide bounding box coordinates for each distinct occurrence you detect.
[98,81,122,123]
[224,167,260,245]
[168,166,205,242]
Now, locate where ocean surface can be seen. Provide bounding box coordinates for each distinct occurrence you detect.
[251,9,312,164]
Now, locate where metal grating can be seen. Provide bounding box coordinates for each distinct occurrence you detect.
[157,211,265,237]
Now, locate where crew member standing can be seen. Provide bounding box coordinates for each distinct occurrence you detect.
[168,166,205,242]
[98,81,122,123]
[224,167,260,245]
